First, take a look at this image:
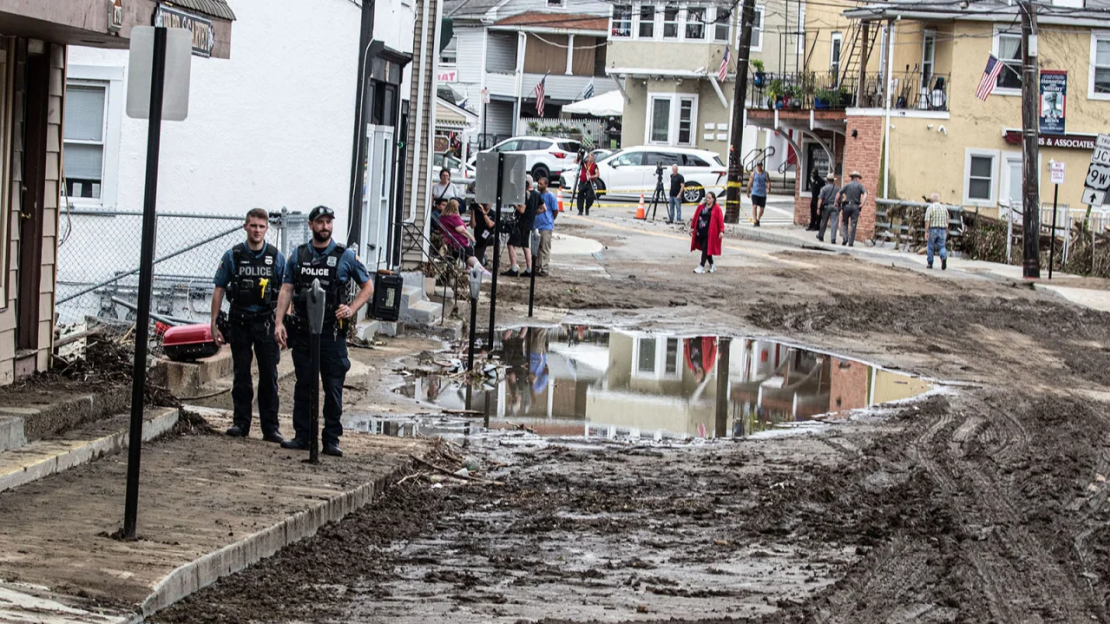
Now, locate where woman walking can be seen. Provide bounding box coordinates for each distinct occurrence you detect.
[690,192,725,273]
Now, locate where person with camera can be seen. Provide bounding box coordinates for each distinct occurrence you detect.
[470,201,495,268]
[667,164,685,224]
[503,175,541,277]
[576,152,599,216]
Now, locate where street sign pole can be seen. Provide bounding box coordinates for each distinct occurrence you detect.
[528,230,540,317]
[488,153,504,349]
[122,26,168,540]
[1050,183,1059,279]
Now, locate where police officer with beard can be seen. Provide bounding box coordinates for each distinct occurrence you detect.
[211,208,284,443]
[273,206,373,457]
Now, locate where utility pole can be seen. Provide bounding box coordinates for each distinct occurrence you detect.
[726,0,757,224]
[346,0,376,248]
[1019,0,1040,278]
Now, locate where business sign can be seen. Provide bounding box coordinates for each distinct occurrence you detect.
[1039,70,1067,135]
[154,6,215,58]
[437,69,458,83]
[1004,130,1097,150]
[1081,134,1110,206]
[1050,161,1066,185]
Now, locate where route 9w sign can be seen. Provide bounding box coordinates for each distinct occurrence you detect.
[1082,134,1110,206]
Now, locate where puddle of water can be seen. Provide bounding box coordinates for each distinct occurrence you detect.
[353,325,932,443]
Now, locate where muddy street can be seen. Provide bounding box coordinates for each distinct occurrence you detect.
[157,214,1110,623]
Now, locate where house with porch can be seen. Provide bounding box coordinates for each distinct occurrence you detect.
[746,0,1110,238]
[0,0,234,385]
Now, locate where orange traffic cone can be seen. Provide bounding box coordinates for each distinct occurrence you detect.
[557,188,565,212]
[635,194,646,220]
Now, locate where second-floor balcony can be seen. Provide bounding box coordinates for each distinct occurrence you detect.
[748,70,950,113]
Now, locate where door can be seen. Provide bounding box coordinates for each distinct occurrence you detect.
[1000,154,1022,221]
[361,124,394,271]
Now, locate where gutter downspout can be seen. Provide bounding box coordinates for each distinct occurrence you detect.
[409,0,433,221]
[514,31,526,131]
[882,17,898,199]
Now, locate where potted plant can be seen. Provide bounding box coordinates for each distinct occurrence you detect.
[783,85,801,109]
[768,79,785,109]
[751,59,766,87]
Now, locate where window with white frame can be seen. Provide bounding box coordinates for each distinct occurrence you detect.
[994,31,1022,91]
[796,4,806,54]
[663,4,680,38]
[685,6,706,40]
[440,35,457,66]
[638,4,656,38]
[737,6,763,52]
[647,93,698,146]
[63,82,108,200]
[963,149,998,205]
[830,32,843,84]
[712,6,730,42]
[546,0,564,6]
[921,30,935,89]
[612,5,633,37]
[1091,32,1110,97]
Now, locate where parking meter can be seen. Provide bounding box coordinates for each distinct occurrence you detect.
[305,278,325,463]
[467,265,483,370]
[528,230,541,317]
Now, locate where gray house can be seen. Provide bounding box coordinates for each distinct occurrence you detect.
[442,0,618,147]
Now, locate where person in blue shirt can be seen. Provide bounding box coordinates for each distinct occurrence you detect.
[533,176,558,277]
[210,208,285,443]
[747,161,770,227]
[273,206,373,458]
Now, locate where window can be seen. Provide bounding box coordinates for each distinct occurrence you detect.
[921,30,935,89]
[665,338,679,374]
[650,98,671,143]
[611,152,643,166]
[638,4,656,38]
[830,32,843,83]
[63,82,108,200]
[712,7,729,42]
[963,149,999,205]
[663,5,680,38]
[1091,32,1110,98]
[440,35,457,67]
[547,0,564,6]
[738,6,763,52]
[612,5,632,38]
[678,98,694,144]
[644,151,681,167]
[995,32,1022,91]
[494,139,520,151]
[685,7,706,40]
[637,338,657,373]
[796,4,806,53]
[683,154,710,167]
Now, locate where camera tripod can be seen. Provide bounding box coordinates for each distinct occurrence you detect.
[649,164,667,221]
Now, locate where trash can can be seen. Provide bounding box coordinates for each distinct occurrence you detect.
[371,273,403,321]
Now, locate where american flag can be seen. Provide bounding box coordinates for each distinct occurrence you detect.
[717,46,730,82]
[534,75,547,116]
[976,54,1004,101]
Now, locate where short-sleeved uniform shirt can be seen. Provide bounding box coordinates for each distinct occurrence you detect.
[818,184,840,208]
[281,240,370,289]
[839,180,867,207]
[214,244,286,316]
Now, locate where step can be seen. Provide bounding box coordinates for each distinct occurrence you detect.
[403,299,443,325]
[0,416,25,453]
[0,407,179,494]
[399,286,425,315]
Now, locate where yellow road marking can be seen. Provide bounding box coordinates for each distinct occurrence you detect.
[563,215,814,268]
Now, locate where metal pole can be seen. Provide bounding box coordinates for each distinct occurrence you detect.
[487,153,504,348]
[528,265,536,317]
[122,26,168,540]
[725,0,757,224]
[1007,208,1013,263]
[1049,184,1059,279]
[468,295,478,370]
[1019,0,1041,278]
[346,0,376,246]
[308,332,320,463]
[714,338,731,438]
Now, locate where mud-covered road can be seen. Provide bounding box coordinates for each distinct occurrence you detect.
[157,213,1110,623]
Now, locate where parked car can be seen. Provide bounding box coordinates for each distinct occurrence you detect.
[471,136,581,184]
[558,146,727,203]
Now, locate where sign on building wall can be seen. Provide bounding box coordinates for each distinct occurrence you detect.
[154,6,215,58]
[1081,134,1110,206]
[1039,71,1067,135]
[437,70,458,83]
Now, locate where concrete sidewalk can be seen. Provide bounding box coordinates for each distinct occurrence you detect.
[0,408,430,623]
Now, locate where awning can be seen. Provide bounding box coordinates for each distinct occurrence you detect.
[562,90,623,117]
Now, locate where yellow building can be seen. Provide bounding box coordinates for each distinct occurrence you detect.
[745,0,1110,236]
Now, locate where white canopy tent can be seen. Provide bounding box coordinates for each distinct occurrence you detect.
[562,90,623,117]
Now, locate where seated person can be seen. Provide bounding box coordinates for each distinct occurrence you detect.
[439,199,491,276]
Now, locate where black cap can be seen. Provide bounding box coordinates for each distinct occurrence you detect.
[309,205,335,221]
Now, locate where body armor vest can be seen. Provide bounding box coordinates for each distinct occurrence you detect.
[226,243,278,317]
[291,243,348,322]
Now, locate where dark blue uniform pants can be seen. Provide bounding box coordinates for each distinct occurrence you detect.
[228,317,281,435]
[290,325,351,446]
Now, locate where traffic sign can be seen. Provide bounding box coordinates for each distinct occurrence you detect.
[1082,188,1106,206]
[1082,133,1110,206]
[481,87,491,104]
[1050,161,1066,185]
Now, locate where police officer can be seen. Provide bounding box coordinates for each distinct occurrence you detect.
[211,208,285,442]
[274,206,373,457]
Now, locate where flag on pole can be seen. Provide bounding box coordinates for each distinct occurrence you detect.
[717,46,730,82]
[534,74,547,116]
[976,54,1004,101]
[577,77,595,101]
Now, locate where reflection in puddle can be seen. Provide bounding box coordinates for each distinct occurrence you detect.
[367,326,933,442]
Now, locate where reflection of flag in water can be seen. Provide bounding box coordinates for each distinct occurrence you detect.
[717,46,730,82]
[534,74,547,116]
[976,54,1003,101]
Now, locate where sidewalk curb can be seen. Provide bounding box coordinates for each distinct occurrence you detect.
[130,457,416,622]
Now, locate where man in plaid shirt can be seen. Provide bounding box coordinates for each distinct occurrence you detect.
[924,193,949,270]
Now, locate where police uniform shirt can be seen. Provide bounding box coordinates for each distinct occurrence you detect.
[281,240,371,291]
[214,246,286,315]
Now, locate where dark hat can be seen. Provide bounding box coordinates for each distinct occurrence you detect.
[309,205,335,221]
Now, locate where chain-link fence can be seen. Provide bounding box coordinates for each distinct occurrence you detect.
[56,209,310,325]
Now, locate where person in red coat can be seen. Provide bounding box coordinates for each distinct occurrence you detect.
[690,192,725,273]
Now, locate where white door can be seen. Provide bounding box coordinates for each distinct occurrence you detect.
[1001,155,1023,221]
[361,124,394,271]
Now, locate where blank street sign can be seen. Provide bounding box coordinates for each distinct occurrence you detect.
[126,27,193,121]
[475,153,527,205]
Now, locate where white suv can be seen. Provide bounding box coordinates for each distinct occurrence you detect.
[475,136,581,184]
[559,146,727,203]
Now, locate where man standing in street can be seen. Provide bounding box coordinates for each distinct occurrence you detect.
[274,206,373,458]
[577,153,599,216]
[667,164,685,225]
[836,171,868,247]
[924,193,949,270]
[504,175,540,277]
[816,173,840,244]
[211,208,284,443]
[746,162,769,227]
[534,176,557,277]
